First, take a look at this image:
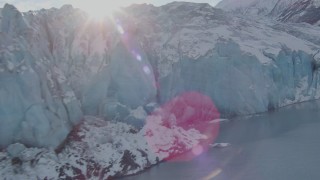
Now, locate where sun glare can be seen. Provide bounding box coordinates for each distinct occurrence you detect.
[75,1,124,20]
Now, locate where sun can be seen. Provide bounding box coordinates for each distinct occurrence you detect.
[74,1,124,20]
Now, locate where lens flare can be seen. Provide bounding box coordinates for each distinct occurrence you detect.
[136,55,142,61]
[145,92,220,162]
[143,66,151,74]
[192,145,204,156]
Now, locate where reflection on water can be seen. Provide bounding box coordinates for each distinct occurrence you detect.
[121,100,320,180]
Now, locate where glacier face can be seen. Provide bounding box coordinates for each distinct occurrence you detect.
[0,4,81,148]
[1,2,320,148]
[0,4,156,148]
[128,2,320,115]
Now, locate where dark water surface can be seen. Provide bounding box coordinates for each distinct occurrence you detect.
[122,100,320,180]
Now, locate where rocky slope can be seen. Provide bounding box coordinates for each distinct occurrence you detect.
[0,116,210,179]
[277,0,320,24]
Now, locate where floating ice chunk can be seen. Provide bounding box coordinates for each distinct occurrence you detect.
[209,119,229,124]
[210,143,231,148]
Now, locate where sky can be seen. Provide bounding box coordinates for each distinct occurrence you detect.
[0,0,222,12]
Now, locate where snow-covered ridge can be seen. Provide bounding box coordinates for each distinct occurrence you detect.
[216,0,300,16]
[217,0,320,25]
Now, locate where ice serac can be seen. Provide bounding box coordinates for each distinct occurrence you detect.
[82,36,156,119]
[0,4,82,148]
[0,4,156,148]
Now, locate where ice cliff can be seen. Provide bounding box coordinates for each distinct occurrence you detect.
[1,2,320,149]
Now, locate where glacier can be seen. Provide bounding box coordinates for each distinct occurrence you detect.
[0,2,320,150]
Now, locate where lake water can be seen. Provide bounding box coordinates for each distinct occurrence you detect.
[121,100,320,180]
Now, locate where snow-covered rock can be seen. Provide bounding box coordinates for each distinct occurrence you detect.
[0,116,207,179]
[277,0,320,24]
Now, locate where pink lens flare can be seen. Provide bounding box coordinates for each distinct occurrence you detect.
[145,91,220,162]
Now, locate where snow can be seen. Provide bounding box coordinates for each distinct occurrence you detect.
[216,0,300,16]
[217,0,320,25]
[216,0,259,10]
